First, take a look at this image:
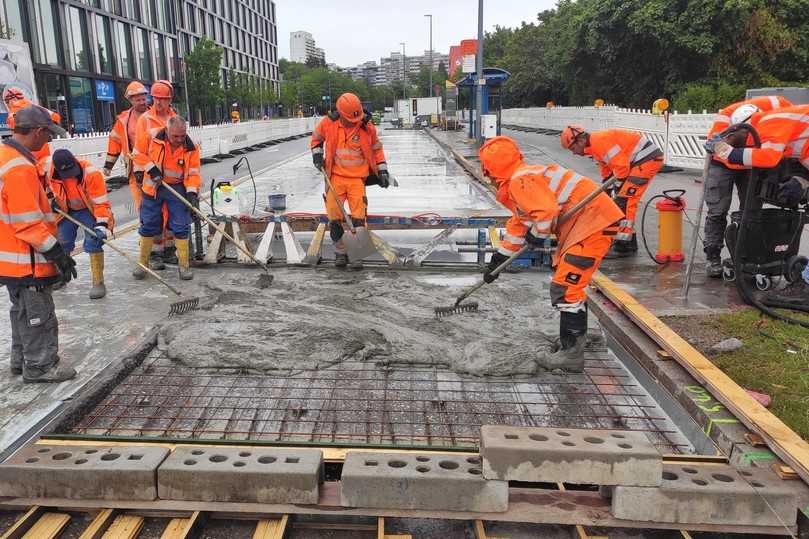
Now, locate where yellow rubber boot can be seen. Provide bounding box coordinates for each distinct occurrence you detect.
[176,238,193,280]
[88,252,106,299]
[133,236,154,280]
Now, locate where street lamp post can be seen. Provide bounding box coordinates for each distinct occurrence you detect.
[475,0,484,142]
[425,14,433,97]
[400,42,407,101]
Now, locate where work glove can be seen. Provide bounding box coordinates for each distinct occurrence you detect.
[703,134,723,153]
[92,224,108,241]
[102,167,112,178]
[525,229,547,248]
[312,152,324,170]
[776,177,808,207]
[364,173,380,187]
[49,196,60,215]
[186,191,199,208]
[704,135,733,160]
[483,251,510,284]
[43,244,77,284]
[378,170,390,189]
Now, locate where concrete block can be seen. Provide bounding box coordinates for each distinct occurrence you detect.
[340,451,508,512]
[612,463,797,527]
[480,425,661,486]
[0,443,169,500]
[157,446,322,504]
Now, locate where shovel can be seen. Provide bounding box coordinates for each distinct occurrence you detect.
[435,175,620,317]
[320,168,378,261]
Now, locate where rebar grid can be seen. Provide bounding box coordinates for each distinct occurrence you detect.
[65,347,687,453]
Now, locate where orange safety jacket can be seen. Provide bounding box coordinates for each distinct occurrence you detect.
[720,105,809,170]
[41,157,113,229]
[585,129,663,180]
[311,114,386,178]
[141,129,201,197]
[0,140,60,284]
[6,99,57,162]
[104,108,142,174]
[496,163,623,265]
[131,107,177,176]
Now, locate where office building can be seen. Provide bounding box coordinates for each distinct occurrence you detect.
[289,30,324,64]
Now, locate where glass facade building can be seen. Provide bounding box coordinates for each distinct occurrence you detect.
[0,0,279,133]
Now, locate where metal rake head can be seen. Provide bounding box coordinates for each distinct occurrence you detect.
[169,297,200,316]
[434,302,479,318]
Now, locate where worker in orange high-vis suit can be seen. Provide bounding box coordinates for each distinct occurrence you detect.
[132,80,177,268]
[311,92,389,269]
[3,86,61,162]
[479,136,623,372]
[561,126,663,258]
[42,149,114,300]
[0,105,77,383]
[133,116,200,281]
[700,96,792,277]
[103,81,150,207]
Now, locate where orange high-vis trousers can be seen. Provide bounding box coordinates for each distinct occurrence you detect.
[130,176,173,250]
[325,174,367,221]
[614,158,663,241]
[549,232,613,310]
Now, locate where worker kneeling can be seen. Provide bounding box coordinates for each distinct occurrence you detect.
[44,149,114,299]
[311,92,389,269]
[479,137,623,372]
[134,116,200,281]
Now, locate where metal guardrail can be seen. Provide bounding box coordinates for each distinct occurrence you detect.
[49,117,320,176]
[501,107,715,170]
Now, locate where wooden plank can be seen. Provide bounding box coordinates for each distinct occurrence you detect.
[252,515,288,539]
[0,507,45,539]
[254,221,276,263]
[79,509,119,539]
[369,231,399,265]
[101,515,144,539]
[487,226,500,249]
[592,272,809,484]
[203,229,224,264]
[159,519,187,539]
[21,512,70,539]
[377,517,384,539]
[304,222,326,264]
[159,511,204,539]
[231,222,254,264]
[280,222,306,264]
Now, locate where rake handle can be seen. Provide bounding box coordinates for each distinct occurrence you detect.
[321,168,358,233]
[160,182,271,273]
[54,208,183,297]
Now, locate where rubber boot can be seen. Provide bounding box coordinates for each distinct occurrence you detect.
[349,257,364,270]
[133,236,154,279]
[335,253,348,268]
[604,240,634,259]
[705,248,723,278]
[88,252,106,299]
[163,244,179,265]
[537,310,588,373]
[149,251,166,270]
[176,239,193,280]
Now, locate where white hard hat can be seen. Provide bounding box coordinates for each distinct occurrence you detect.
[730,104,761,125]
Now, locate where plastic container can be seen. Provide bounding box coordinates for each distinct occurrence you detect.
[269,193,287,211]
[212,184,241,216]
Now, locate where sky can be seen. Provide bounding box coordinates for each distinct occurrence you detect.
[276,0,556,67]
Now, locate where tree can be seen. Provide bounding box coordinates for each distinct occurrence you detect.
[185,38,224,125]
[305,55,325,69]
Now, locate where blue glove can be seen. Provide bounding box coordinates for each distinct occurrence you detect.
[777,177,806,207]
[704,134,722,153]
[93,225,108,241]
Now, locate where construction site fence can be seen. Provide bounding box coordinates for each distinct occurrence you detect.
[501,106,715,170]
[49,117,320,177]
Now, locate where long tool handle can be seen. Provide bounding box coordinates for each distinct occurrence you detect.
[161,182,271,273]
[681,155,712,298]
[453,174,620,307]
[55,208,183,297]
[320,169,357,233]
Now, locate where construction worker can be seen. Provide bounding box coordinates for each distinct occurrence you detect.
[701,96,792,277]
[479,136,623,372]
[3,86,60,161]
[133,116,200,281]
[43,149,113,300]
[103,81,149,206]
[311,92,389,269]
[560,126,663,258]
[132,80,177,268]
[0,105,76,382]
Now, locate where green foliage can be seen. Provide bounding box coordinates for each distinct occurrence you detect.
[487,0,809,109]
[672,81,747,113]
[185,38,224,124]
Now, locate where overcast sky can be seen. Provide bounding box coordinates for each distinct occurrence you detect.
[276,1,556,66]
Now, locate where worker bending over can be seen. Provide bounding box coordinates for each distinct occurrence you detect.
[103,81,150,209]
[561,126,663,258]
[311,92,389,269]
[133,116,200,281]
[132,80,177,268]
[479,136,623,372]
[701,96,792,277]
[0,106,76,382]
[43,149,113,299]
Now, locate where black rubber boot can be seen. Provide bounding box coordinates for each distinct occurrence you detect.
[335,253,348,268]
[538,309,587,373]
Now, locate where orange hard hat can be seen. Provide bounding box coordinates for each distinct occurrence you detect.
[150,80,173,99]
[125,81,148,98]
[560,124,586,149]
[335,93,363,124]
[3,86,24,105]
[478,136,524,182]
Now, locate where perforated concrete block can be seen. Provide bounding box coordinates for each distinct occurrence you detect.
[480,425,661,486]
[0,443,169,500]
[340,451,508,512]
[612,463,797,527]
[157,446,322,504]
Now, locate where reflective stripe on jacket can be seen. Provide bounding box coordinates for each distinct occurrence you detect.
[587,129,663,180]
[722,105,809,169]
[105,108,140,171]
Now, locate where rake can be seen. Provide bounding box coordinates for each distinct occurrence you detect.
[434,174,619,318]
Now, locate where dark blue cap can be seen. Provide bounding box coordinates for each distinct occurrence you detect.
[52,149,81,179]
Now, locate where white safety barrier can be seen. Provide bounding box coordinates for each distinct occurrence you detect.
[502,107,715,170]
[50,117,320,177]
